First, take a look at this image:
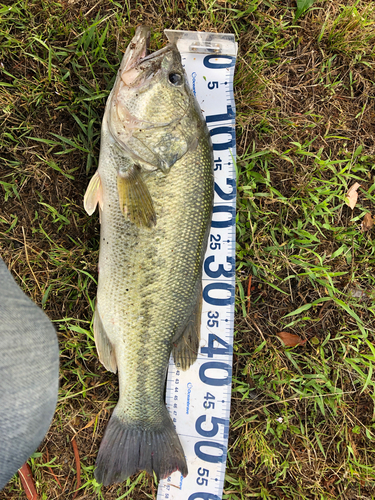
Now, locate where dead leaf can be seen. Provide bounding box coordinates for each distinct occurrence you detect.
[346,182,361,210]
[72,416,96,440]
[18,462,38,500]
[361,213,373,231]
[277,331,307,347]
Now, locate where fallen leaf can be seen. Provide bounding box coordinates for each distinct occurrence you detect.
[361,213,373,231]
[276,331,307,347]
[346,182,361,210]
[18,462,38,500]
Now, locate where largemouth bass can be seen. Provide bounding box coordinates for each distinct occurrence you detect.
[84,27,214,485]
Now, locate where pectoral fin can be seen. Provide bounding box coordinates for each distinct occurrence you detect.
[84,170,103,216]
[93,306,117,373]
[117,166,156,228]
[172,284,202,371]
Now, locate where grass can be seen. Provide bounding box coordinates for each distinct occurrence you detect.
[1,0,375,498]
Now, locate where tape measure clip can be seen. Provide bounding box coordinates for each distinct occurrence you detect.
[189,42,222,54]
[165,29,238,56]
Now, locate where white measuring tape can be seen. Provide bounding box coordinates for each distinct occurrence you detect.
[157,30,238,500]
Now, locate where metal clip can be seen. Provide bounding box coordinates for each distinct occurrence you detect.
[188,42,222,54]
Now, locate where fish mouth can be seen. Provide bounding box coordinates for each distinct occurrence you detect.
[122,26,151,73]
[121,26,175,83]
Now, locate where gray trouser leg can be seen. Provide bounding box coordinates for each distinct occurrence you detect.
[0,258,59,490]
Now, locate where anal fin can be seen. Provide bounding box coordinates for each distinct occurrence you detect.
[93,306,117,373]
[117,165,156,228]
[172,283,202,371]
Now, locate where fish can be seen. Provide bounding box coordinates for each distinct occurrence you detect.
[83,26,214,485]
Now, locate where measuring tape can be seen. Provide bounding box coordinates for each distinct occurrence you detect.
[157,30,238,500]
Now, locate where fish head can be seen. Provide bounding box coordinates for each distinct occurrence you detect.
[107,27,201,172]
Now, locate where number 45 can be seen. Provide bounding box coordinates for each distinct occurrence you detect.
[203,392,215,409]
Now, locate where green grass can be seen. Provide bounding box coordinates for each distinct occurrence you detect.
[1,0,375,499]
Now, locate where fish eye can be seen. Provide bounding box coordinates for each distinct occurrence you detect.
[168,72,183,86]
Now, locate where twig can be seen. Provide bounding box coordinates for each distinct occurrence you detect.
[84,0,101,17]
[248,316,266,342]
[71,437,81,499]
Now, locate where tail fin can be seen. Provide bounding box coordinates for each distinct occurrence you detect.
[95,410,188,486]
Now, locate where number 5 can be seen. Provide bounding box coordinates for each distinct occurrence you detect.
[208,81,218,90]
